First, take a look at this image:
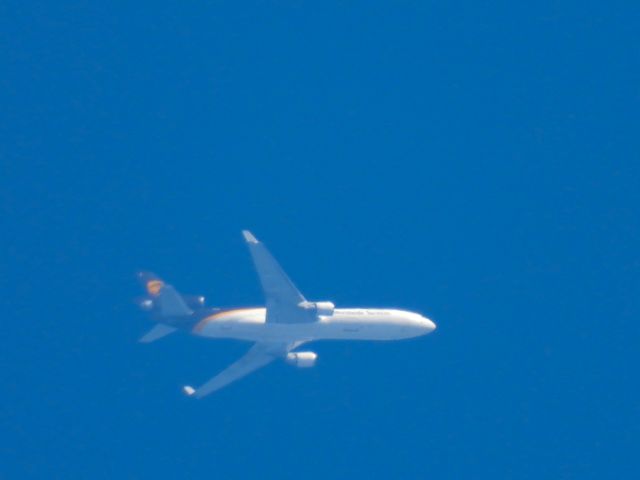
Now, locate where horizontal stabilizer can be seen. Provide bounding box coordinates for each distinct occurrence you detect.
[139,324,177,343]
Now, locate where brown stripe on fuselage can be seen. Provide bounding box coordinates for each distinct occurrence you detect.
[192,307,260,333]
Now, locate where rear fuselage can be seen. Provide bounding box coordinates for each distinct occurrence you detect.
[191,308,436,343]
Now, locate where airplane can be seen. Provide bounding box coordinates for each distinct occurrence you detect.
[135,231,436,398]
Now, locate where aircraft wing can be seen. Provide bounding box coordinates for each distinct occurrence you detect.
[242,230,313,324]
[183,342,284,398]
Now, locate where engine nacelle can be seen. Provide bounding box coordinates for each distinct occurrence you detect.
[285,351,317,368]
[298,301,335,317]
[183,295,206,308]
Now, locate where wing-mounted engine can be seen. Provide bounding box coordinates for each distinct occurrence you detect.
[298,301,335,317]
[285,351,317,368]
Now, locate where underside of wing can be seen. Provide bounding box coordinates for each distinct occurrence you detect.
[242,231,314,324]
[183,343,277,398]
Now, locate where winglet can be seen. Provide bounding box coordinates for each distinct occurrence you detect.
[242,230,258,244]
[182,385,196,397]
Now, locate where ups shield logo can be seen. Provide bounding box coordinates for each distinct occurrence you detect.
[146,280,164,296]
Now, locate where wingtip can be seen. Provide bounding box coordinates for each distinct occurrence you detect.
[183,385,196,397]
[242,230,258,244]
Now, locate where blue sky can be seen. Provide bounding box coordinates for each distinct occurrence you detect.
[2,2,639,478]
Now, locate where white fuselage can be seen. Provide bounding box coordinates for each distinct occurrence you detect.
[193,308,436,343]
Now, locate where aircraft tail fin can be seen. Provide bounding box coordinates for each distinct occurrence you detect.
[136,271,193,317]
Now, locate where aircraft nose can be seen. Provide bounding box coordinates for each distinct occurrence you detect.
[422,317,436,333]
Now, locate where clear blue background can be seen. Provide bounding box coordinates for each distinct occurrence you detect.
[2,2,639,478]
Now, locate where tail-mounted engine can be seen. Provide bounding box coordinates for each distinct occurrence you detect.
[285,351,318,368]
